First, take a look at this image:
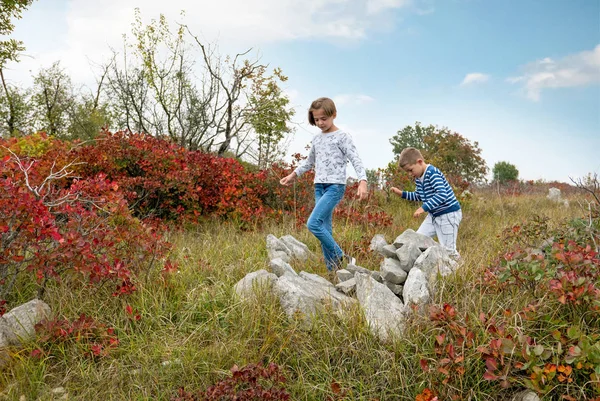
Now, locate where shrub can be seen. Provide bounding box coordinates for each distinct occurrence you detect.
[172,363,290,401]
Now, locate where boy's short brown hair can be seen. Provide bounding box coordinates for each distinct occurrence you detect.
[398,147,425,167]
[308,97,336,126]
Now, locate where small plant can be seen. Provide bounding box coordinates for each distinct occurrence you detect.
[171,363,290,401]
[420,304,475,400]
[32,314,119,359]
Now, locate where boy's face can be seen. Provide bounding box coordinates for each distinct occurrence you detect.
[312,108,336,133]
[402,159,427,178]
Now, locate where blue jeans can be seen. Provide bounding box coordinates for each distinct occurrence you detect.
[307,183,346,271]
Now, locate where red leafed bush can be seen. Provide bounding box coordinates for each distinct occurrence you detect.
[171,363,290,401]
[32,314,119,359]
[70,130,271,224]
[0,137,175,301]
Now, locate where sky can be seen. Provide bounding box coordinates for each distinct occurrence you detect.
[5,0,600,183]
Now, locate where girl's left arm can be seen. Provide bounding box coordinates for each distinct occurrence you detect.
[341,133,367,182]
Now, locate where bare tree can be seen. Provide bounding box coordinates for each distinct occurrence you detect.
[31,61,74,137]
[103,10,294,159]
[570,172,600,252]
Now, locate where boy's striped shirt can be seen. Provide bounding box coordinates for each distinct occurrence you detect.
[401,165,461,217]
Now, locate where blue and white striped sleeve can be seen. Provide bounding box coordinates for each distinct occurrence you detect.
[421,171,452,212]
[401,189,421,202]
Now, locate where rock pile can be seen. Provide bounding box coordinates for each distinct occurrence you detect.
[235,230,459,341]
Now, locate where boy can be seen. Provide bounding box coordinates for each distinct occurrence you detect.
[390,147,462,258]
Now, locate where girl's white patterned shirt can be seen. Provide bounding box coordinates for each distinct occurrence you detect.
[294,130,367,184]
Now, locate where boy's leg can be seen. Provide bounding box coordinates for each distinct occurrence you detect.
[416,213,437,238]
[432,210,462,257]
[307,184,346,271]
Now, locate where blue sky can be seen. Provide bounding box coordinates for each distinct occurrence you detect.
[7,0,600,182]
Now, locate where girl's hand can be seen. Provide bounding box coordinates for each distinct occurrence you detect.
[413,207,425,218]
[280,173,296,186]
[390,187,402,196]
[357,180,368,201]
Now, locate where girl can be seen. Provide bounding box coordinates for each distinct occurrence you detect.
[280,97,368,272]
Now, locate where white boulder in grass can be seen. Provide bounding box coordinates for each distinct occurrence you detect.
[413,245,458,282]
[395,243,422,272]
[234,269,278,300]
[355,273,407,341]
[380,258,408,284]
[369,234,388,256]
[266,234,292,262]
[274,273,356,325]
[402,268,430,309]
[269,258,297,277]
[0,299,51,346]
[280,235,311,261]
[393,229,437,251]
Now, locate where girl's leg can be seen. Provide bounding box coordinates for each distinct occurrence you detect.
[307,183,346,271]
[313,184,329,263]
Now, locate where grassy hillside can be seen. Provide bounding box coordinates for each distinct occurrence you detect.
[1,192,597,401]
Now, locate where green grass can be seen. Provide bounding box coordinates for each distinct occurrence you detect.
[0,192,592,400]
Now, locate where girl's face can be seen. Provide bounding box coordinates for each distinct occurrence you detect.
[312,108,336,133]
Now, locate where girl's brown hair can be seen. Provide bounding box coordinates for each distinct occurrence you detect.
[308,97,336,126]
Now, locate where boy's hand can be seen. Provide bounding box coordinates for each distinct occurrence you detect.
[390,187,402,196]
[280,173,296,186]
[357,180,368,201]
[413,207,425,218]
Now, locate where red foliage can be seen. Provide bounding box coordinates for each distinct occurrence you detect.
[425,303,474,396]
[549,241,600,309]
[71,130,270,224]
[172,363,290,401]
[33,314,119,358]
[0,136,175,299]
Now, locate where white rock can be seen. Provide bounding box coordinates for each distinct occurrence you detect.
[380,258,408,284]
[280,235,311,261]
[369,234,388,256]
[336,269,354,282]
[269,258,297,277]
[402,268,430,308]
[355,273,407,341]
[413,245,458,281]
[274,273,356,324]
[393,229,437,251]
[395,243,422,272]
[234,269,278,299]
[335,278,356,295]
[266,234,292,262]
[381,244,399,259]
[0,299,51,346]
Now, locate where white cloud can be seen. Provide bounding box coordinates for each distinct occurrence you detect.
[333,94,375,105]
[55,0,417,48]
[8,0,427,87]
[460,72,490,86]
[508,44,600,101]
[367,0,412,15]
